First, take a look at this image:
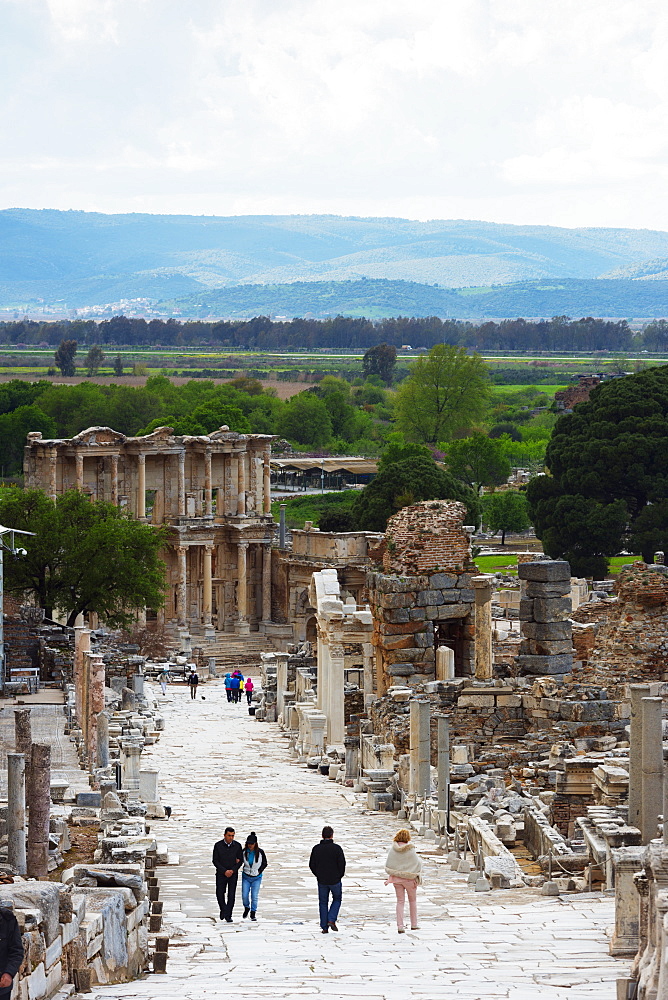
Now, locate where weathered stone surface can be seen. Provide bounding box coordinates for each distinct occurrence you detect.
[517,654,574,675]
[381,620,428,636]
[525,580,572,598]
[0,882,62,945]
[520,639,575,656]
[416,590,444,606]
[458,588,475,603]
[519,599,535,620]
[429,573,457,589]
[517,560,571,582]
[522,621,573,640]
[559,700,616,722]
[379,593,415,609]
[387,663,415,676]
[383,608,410,624]
[382,635,416,651]
[532,597,573,623]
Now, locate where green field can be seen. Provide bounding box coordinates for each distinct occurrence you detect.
[474,552,640,578]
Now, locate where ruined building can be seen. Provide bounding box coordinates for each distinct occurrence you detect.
[24,425,274,633]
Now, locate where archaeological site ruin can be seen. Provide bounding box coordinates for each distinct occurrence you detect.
[0,423,666,997]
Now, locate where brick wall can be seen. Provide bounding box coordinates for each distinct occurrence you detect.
[383,500,473,576]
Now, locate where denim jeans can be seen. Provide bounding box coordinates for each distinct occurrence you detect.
[242,873,263,911]
[216,872,238,919]
[317,881,342,929]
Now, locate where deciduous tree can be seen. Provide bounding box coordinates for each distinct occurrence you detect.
[481,491,531,545]
[395,344,489,443]
[0,488,166,626]
[362,343,397,385]
[84,344,105,376]
[54,340,77,377]
[446,433,511,493]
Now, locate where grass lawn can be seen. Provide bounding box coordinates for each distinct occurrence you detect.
[474,554,519,574]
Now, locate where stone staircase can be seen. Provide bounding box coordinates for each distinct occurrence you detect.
[184,628,277,672]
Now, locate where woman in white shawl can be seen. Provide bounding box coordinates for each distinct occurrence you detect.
[384,829,422,933]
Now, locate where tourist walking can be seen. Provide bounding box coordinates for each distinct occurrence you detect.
[0,906,24,1000]
[158,666,170,695]
[188,669,199,700]
[212,827,243,922]
[241,832,268,921]
[384,829,422,933]
[245,676,254,705]
[230,672,241,703]
[225,673,233,702]
[309,825,346,933]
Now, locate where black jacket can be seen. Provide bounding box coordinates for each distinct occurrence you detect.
[0,908,23,980]
[309,839,346,884]
[212,838,243,877]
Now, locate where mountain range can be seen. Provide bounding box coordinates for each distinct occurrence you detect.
[2,208,668,319]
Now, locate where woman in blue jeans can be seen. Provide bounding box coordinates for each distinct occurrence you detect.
[241,833,268,921]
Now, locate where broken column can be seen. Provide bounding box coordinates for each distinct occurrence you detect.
[122,742,142,799]
[436,714,450,814]
[629,683,652,831]
[26,742,51,878]
[14,706,32,799]
[641,696,663,844]
[87,653,106,774]
[516,560,575,675]
[97,711,110,769]
[472,575,493,682]
[410,699,430,801]
[436,646,455,681]
[7,753,27,875]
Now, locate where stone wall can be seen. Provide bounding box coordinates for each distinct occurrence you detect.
[382,500,472,576]
[516,560,575,676]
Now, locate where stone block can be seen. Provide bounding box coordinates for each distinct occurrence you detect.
[0,883,62,945]
[519,598,534,620]
[416,590,443,606]
[517,654,574,675]
[409,608,427,621]
[497,694,522,707]
[429,573,457,589]
[382,635,415,651]
[559,700,616,722]
[379,593,414,609]
[385,647,423,663]
[383,608,410,623]
[525,580,572,598]
[458,694,495,707]
[457,573,476,587]
[458,589,475,603]
[76,792,101,809]
[382,621,427,636]
[387,663,415,676]
[521,621,573,641]
[517,560,571,582]
[532,597,573,623]
[522,639,574,656]
[26,962,47,1000]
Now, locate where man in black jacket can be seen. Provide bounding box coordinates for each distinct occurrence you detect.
[212,827,243,922]
[309,825,346,933]
[0,907,24,999]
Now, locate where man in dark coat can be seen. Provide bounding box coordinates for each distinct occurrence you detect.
[0,907,24,999]
[309,825,346,933]
[212,827,243,922]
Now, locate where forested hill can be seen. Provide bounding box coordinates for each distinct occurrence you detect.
[164,278,668,320]
[2,208,668,318]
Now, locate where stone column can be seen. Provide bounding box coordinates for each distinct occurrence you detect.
[230,455,239,516]
[75,453,84,491]
[97,711,110,769]
[473,575,494,682]
[48,449,57,499]
[237,451,246,516]
[235,541,249,634]
[14,706,32,800]
[263,449,271,515]
[26,742,51,879]
[110,454,119,504]
[328,642,345,745]
[122,743,141,799]
[203,545,213,626]
[610,846,644,956]
[629,684,652,831]
[276,657,288,721]
[317,632,330,716]
[641,696,663,844]
[176,546,187,626]
[436,714,450,814]
[261,542,272,624]
[87,653,105,773]
[204,449,212,516]
[410,699,431,800]
[7,753,27,875]
[178,451,185,516]
[436,646,455,681]
[137,453,146,519]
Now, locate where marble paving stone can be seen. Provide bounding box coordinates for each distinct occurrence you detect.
[90,679,629,1000]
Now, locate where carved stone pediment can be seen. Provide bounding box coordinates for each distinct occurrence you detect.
[139,426,175,442]
[70,426,127,446]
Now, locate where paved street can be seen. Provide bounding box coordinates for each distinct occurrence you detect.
[92,678,629,1000]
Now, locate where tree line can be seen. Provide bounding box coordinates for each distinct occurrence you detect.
[2,314,668,352]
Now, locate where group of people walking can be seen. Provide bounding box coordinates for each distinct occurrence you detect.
[212,825,422,933]
[225,671,254,704]
[156,666,200,699]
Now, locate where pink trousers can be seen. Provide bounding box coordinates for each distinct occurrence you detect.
[391,877,418,929]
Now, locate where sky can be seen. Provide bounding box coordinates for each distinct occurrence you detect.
[2,0,668,229]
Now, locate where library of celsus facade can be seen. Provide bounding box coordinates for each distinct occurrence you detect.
[24,425,274,633]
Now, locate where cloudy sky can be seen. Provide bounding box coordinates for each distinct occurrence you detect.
[2,0,668,228]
